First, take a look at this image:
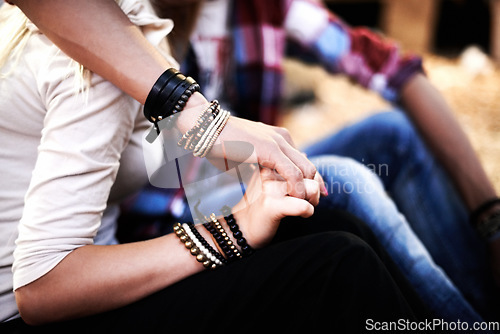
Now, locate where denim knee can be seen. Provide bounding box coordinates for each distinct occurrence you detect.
[364,110,414,135]
[362,111,420,153]
[311,155,384,200]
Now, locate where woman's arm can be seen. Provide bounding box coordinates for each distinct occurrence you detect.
[15,234,202,325]
[400,74,498,211]
[15,169,318,326]
[10,0,316,199]
[10,0,168,104]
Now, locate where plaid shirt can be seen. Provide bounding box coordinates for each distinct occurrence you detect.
[229,0,423,124]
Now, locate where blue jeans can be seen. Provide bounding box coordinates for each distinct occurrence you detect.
[304,111,499,324]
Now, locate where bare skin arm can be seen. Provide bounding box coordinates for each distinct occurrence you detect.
[15,167,319,325]
[15,234,203,325]
[401,74,500,285]
[400,73,498,211]
[10,0,168,103]
[10,0,319,198]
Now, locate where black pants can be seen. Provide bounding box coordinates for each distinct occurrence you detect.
[3,209,430,333]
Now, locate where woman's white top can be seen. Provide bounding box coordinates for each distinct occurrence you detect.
[0,0,176,322]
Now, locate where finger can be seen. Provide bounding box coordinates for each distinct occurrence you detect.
[260,167,285,182]
[268,196,315,220]
[314,171,328,197]
[303,179,320,206]
[260,168,288,197]
[259,151,306,199]
[262,171,321,204]
[276,137,317,180]
[273,126,297,148]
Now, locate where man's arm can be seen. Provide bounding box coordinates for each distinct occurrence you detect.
[284,0,498,210]
[400,73,498,211]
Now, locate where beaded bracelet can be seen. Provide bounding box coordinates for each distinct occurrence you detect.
[221,205,254,257]
[193,109,230,158]
[203,214,242,263]
[199,109,230,158]
[177,100,220,149]
[181,100,221,151]
[183,222,227,265]
[177,99,230,158]
[173,223,221,270]
[157,77,200,120]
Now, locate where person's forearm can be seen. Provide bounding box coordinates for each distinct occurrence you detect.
[11,0,208,131]
[15,233,204,325]
[11,0,170,104]
[9,0,316,198]
[400,74,497,210]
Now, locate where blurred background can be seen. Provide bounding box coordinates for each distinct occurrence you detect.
[280,0,500,193]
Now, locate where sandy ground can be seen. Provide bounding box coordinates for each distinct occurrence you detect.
[280,52,500,194]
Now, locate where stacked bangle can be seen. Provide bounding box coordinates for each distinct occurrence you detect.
[183,222,227,265]
[177,100,220,149]
[175,207,253,267]
[221,205,254,257]
[173,223,222,270]
[193,109,230,157]
[203,214,242,263]
[144,68,200,125]
[177,100,230,158]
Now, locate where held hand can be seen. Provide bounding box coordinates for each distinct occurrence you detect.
[175,96,323,200]
[210,116,318,199]
[232,167,318,249]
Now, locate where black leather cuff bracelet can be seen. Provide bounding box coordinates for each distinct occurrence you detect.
[144,68,200,124]
[144,68,179,122]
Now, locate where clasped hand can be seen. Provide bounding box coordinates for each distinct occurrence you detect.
[228,165,324,250]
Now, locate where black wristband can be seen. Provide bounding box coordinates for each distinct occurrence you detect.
[144,68,179,122]
[477,213,500,240]
[469,197,500,226]
[144,69,200,124]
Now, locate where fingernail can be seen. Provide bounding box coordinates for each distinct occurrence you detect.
[322,184,328,196]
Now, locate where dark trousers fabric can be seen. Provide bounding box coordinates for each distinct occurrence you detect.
[3,209,430,334]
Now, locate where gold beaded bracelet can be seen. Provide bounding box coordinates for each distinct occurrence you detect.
[173,223,221,270]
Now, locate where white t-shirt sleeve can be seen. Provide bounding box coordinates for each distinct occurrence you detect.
[12,0,175,291]
[12,40,139,290]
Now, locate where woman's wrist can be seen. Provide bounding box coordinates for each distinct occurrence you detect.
[175,92,209,133]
